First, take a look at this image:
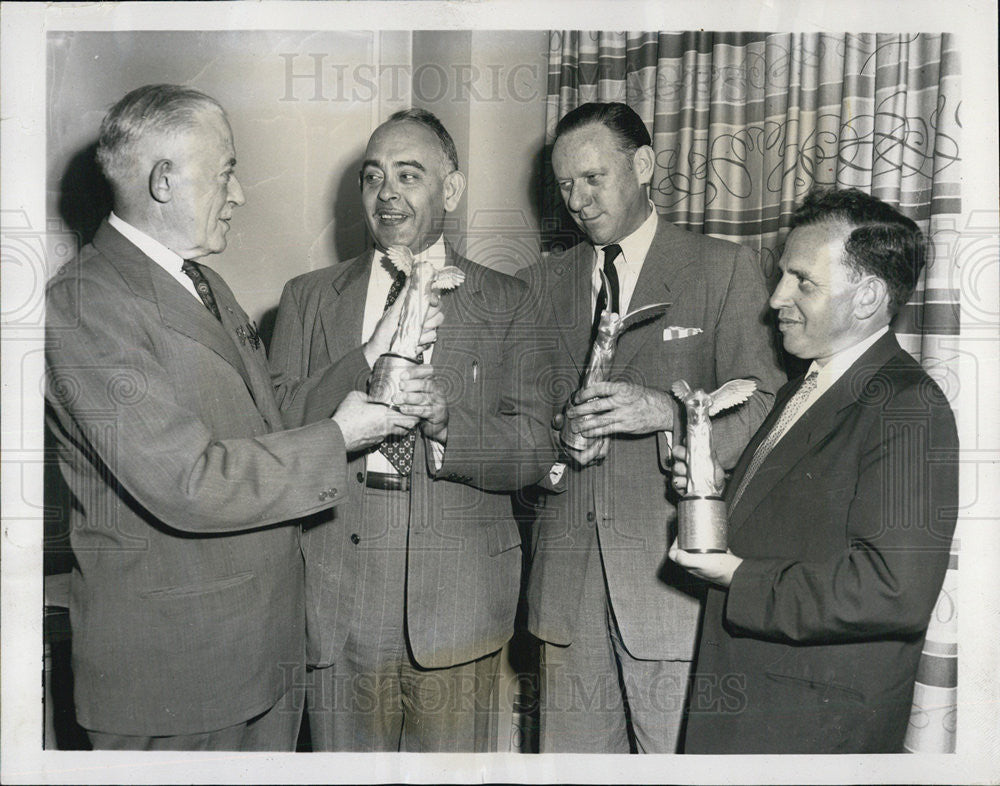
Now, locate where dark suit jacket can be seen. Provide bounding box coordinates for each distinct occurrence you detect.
[45,221,349,736]
[684,332,959,753]
[269,247,553,669]
[523,216,784,660]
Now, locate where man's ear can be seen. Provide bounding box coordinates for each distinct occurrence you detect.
[149,159,173,204]
[632,145,655,186]
[442,170,467,213]
[854,275,889,320]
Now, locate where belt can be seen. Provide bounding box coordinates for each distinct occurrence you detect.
[364,471,410,492]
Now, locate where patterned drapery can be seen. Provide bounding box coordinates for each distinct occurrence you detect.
[546,30,961,753]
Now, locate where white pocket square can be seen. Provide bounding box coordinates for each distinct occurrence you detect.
[663,326,703,341]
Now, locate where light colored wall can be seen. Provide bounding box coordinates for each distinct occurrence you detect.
[46,30,549,325]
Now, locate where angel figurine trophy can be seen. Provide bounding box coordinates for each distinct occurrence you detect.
[560,270,668,451]
[367,245,465,406]
[670,379,758,552]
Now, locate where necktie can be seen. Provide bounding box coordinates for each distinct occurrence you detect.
[729,371,820,511]
[594,243,622,323]
[377,264,423,476]
[181,260,222,322]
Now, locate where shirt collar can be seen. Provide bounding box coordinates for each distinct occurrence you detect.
[593,202,658,271]
[108,212,186,270]
[807,325,891,389]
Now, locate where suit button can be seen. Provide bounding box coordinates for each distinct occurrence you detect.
[586,512,595,522]
[357,472,365,483]
[350,533,360,545]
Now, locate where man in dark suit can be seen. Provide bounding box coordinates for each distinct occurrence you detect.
[268,108,553,751]
[521,102,784,753]
[45,84,413,750]
[669,188,959,753]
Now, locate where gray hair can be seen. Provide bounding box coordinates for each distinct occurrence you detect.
[95,84,224,187]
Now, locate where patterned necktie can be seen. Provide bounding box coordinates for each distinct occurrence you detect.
[729,371,820,511]
[594,243,622,323]
[181,260,222,322]
[377,264,423,476]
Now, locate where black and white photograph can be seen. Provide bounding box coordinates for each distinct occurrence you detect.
[1,1,997,783]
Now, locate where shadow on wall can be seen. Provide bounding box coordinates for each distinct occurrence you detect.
[58,141,113,247]
[331,153,370,266]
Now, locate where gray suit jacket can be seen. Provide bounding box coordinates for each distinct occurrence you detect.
[45,220,349,736]
[523,215,785,660]
[269,247,554,668]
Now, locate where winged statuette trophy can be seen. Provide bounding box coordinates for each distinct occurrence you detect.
[367,244,465,406]
[670,378,757,552]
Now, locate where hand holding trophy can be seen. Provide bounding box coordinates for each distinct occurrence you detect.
[368,245,465,406]
[560,269,669,450]
[670,379,757,552]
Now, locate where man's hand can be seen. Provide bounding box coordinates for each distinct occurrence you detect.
[396,364,448,442]
[669,444,725,495]
[331,390,419,452]
[363,293,444,366]
[552,410,608,468]
[668,538,743,588]
[565,381,676,438]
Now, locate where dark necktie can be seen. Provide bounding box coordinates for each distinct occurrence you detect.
[181,259,222,322]
[594,243,622,326]
[377,264,423,476]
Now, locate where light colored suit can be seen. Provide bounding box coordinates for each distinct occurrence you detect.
[523,215,785,751]
[44,221,349,740]
[684,332,958,753]
[269,246,553,749]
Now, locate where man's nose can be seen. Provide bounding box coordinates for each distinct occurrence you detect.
[227,174,246,206]
[769,272,793,310]
[566,183,590,213]
[378,177,399,202]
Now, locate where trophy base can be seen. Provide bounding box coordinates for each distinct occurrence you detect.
[368,353,419,406]
[677,495,727,553]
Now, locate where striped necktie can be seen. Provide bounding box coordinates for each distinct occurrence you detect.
[729,371,819,511]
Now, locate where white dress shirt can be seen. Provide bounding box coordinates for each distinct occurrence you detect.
[771,325,891,446]
[589,203,659,316]
[362,238,446,474]
[108,212,200,300]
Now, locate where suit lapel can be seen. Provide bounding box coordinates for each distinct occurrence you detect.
[611,219,684,374]
[93,222,255,391]
[546,245,595,376]
[727,332,903,534]
[319,252,371,361]
[429,246,482,373]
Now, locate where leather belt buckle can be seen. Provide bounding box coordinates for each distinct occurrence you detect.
[365,471,410,492]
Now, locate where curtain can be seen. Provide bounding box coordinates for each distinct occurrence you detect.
[546,31,961,753]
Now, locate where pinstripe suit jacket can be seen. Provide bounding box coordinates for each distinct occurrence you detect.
[684,332,959,753]
[269,246,553,668]
[45,220,349,736]
[523,216,785,661]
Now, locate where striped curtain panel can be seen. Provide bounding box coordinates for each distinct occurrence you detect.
[546,30,961,753]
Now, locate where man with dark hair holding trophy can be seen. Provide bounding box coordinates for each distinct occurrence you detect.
[669,188,959,753]
[521,101,784,753]
[270,108,553,752]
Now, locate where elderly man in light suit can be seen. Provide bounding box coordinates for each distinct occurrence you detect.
[521,102,784,753]
[670,189,959,753]
[269,108,553,751]
[45,84,411,750]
